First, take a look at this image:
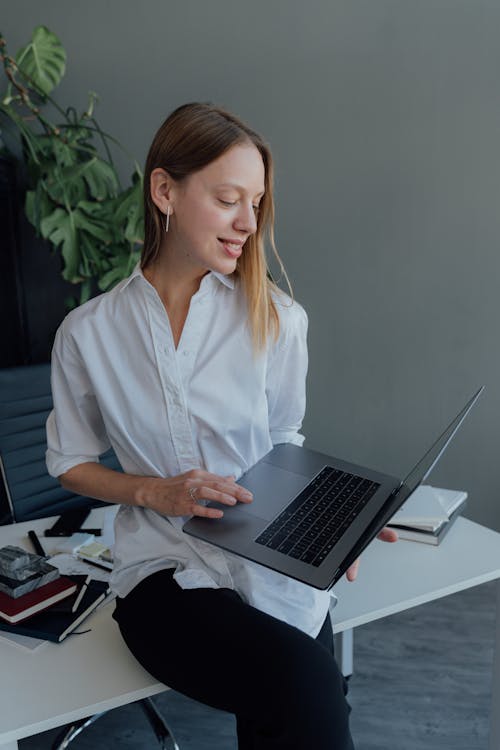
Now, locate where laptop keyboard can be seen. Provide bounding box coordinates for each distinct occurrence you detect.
[255,467,380,567]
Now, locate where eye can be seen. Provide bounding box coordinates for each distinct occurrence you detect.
[253,205,260,215]
[219,199,236,207]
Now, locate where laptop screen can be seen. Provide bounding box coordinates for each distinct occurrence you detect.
[401,387,483,495]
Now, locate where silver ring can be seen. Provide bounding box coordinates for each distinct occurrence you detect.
[189,487,198,503]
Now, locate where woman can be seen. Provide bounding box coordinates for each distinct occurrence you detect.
[46,102,396,749]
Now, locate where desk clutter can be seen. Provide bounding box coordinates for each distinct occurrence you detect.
[0,545,110,641]
[77,540,114,570]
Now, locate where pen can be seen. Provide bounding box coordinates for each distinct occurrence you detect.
[71,574,91,613]
[77,556,113,572]
[28,530,48,557]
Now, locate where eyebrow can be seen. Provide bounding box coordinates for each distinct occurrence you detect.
[215,182,265,198]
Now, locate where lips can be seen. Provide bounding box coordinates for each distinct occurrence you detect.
[218,238,243,258]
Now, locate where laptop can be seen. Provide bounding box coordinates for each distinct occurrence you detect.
[184,387,483,590]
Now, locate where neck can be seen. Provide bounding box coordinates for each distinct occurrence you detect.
[144,246,208,310]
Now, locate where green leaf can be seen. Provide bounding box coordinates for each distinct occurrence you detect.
[43,135,78,167]
[0,105,42,164]
[15,26,66,96]
[97,249,140,291]
[79,279,93,305]
[40,206,80,282]
[79,229,105,263]
[81,156,119,199]
[44,155,119,207]
[77,201,115,242]
[45,163,86,206]
[114,176,144,243]
[25,185,55,233]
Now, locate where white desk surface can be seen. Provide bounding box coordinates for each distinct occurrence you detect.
[331,516,500,632]
[0,510,164,746]
[1,511,499,746]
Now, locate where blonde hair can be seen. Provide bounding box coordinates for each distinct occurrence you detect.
[141,102,291,351]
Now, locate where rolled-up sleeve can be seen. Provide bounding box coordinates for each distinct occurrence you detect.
[46,324,110,478]
[266,302,308,447]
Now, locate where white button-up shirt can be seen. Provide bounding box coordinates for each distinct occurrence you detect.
[46,265,331,637]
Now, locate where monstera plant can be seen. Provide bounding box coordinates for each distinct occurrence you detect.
[0,25,143,306]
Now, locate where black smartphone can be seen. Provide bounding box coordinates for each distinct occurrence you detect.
[44,507,91,537]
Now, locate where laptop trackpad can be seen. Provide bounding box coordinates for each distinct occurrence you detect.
[237,464,310,522]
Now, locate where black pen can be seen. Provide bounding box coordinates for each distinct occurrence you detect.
[77,555,113,572]
[28,530,48,557]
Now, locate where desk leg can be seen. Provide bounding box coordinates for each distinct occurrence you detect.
[489,580,500,750]
[335,628,354,678]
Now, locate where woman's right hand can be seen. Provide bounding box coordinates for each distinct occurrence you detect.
[137,469,254,519]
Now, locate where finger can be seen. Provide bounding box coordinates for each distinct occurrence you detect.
[194,485,248,507]
[198,480,253,504]
[377,527,399,543]
[191,502,224,519]
[236,488,253,503]
[221,482,253,503]
[346,558,360,582]
[188,473,253,503]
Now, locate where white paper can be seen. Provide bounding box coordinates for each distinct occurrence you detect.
[52,533,95,554]
[49,553,111,583]
[0,630,49,652]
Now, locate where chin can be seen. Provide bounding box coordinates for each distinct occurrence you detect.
[213,257,238,276]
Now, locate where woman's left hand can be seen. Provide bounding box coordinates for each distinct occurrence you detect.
[345,526,399,582]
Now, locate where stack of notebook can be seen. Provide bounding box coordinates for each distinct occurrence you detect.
[388,485,467,545]
[0,546,110,642]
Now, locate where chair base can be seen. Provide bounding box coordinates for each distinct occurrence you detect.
[51,697,180,750]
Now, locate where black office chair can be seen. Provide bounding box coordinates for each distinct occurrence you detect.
[0,363,113,524]
[0,363,180,750]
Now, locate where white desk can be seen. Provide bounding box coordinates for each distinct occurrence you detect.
[332,516,500,750]
[0,512,499,750]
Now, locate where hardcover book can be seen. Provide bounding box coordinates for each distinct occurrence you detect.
[389,487,468,546]
[0,579,110,642]
[391,499,467,545]
[389,486,467,531]
[0,576,77,624]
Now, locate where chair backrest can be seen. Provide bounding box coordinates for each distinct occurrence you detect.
[0,363,119,524]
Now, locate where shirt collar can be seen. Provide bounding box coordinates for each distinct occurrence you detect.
[207,270,235,290]
[121,264,235,293]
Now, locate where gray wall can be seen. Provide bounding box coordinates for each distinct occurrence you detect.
[3,1,500,529]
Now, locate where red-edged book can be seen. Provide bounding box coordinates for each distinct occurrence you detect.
[0,577,77,624]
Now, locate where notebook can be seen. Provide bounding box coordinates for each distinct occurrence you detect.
[0,579,110,642]
[184,388,483,590]
[0,576,77,624]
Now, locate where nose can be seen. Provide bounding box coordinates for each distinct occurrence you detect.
[233,201,258,236]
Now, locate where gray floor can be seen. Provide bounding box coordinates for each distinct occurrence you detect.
[20,581,496,750]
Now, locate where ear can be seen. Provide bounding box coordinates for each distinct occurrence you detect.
[150,168,175,214]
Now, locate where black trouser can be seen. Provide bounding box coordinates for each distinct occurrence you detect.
[113,569,355,750]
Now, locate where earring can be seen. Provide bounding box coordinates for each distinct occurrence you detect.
[165,206,170,233]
